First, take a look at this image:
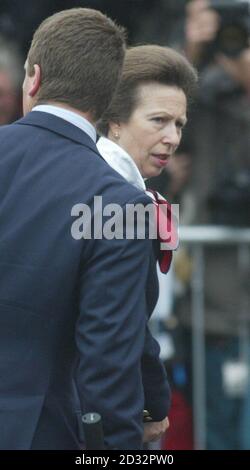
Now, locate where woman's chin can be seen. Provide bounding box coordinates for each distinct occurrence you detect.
[144,167,164,179]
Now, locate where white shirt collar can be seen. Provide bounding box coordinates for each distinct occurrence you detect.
[97,136,146,191]
[32,104,96,142]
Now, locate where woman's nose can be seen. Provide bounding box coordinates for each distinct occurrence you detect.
[162,123,180,148]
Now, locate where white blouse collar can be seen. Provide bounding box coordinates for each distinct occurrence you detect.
[97,136,146,191]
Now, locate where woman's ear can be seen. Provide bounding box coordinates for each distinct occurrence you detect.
[28,64,41,97]
[109,121,121,140]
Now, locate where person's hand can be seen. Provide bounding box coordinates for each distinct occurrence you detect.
[185,0,220,64]
[143,416,169,443]
[217,47,250,93]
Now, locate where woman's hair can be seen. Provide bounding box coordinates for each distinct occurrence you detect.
[97,44,198,135]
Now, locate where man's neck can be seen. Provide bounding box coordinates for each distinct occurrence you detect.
[32,102,97,142]
[35,101,95,125]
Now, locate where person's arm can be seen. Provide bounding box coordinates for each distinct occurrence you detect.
[142,324,171,420]
[185,0,219,66]
[75,193,152,450]
[141,325,171,443]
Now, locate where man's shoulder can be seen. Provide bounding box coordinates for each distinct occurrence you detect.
[0,118,151,206]
[0,121,18,135]
[0,121,30,149]
[71,153,151,206]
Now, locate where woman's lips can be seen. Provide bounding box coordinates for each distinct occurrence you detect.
[151,154,170,167]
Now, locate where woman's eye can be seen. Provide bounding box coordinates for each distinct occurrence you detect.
[152,117,164,124]
[176,121,185,129]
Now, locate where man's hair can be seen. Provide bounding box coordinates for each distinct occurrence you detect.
[97,45,198,135]
[27,8,126,120]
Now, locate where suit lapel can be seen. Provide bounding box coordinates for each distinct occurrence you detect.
[15,111,100,157]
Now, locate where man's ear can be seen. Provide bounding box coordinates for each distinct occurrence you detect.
[28,64,41,97]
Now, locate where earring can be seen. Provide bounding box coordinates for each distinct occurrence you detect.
[114,132,120,140]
